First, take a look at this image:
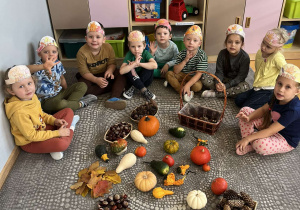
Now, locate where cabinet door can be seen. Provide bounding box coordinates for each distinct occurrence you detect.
[89,0,129,28]
[48,0,90,29]
[243,0,284,54]
[204,0,246,56]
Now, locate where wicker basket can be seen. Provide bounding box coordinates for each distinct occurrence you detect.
[130,103,158,123]
[104,122,133,144]
[178,71,227,135]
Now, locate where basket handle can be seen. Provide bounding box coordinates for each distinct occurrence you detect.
[179,71,227,121]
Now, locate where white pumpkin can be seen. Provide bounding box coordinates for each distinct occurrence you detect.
[186,190,207,209]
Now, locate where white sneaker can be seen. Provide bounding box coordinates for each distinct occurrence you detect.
[163,80,168,87]
[50,152,64,160]
[184,91,194,102]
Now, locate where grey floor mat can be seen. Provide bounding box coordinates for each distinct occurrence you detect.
[1,64,299,210]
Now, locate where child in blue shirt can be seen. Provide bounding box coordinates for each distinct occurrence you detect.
[27,36,97,114]
[236,64,300,156]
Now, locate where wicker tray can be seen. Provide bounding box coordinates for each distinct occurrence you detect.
[104,122,133,144]
[178,71,227,135]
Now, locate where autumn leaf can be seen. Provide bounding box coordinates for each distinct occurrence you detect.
[76,183,87,195]
[70,182,83,190]
[88,161,100,172]
[87,171,102,189]
[103,170,121,184]
[92,180,113,198]
[78,168,88,178]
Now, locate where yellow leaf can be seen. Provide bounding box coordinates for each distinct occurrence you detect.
[81,186,89,197]
[78,168,88,178]
[88,161,100,172]
[70,182,83,190]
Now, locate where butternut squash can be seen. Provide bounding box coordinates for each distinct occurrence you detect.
[152,187,174,199]
[130,130,148,144]
[116,153,137,173]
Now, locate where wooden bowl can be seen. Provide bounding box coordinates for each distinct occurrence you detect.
[104,122,132,144]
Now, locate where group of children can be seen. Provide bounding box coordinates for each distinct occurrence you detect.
[4,19,300,160]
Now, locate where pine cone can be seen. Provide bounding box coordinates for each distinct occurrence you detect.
[223,204,231,210]
[218,198,228,207]
[228,199,245,208]
[242,205,253,210]
[223,190,240,200]
[240,192,256,208]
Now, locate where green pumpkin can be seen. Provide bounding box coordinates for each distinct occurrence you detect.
[110,139,127,154]
[95,145,109,162]
[169,127,186,138]
[164,140,179,154]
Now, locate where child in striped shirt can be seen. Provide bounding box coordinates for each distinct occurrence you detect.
[165,25,208,102]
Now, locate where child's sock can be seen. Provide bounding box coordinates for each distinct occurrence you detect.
[50,152,64,160]
[70,115,80,131]
[105,97,127,110]
[184,91,194,102]
[164,80,168,87]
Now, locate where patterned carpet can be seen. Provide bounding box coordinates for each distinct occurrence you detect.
[1,64,299,210]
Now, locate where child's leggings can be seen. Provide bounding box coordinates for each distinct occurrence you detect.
[239,107,294,155]
[165,71,203,93]
[21,108,74,154]
[201,74,250,97]
[125,68,153,90]
[41,82,87,114]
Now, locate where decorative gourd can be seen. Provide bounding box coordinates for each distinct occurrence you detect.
[95,144,109,162]
[169,127,186,138]
[134,171,157,192]
[152,187,174,199]
[130,130,148,144]
[164,140,179,154]
[116,153,137,173]
[138,115,160,137]
[110,139,127,154]
[186,190,207,209]
[190,146,211,165]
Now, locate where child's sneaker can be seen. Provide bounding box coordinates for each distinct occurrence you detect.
[123,86,135,99]
[143,89,156,101]
[184,91,194,102]
[163,80,168,87]
[105,97,127,110]
[201,90,216,98]
[50,152,64,160]
[80,94,97,107]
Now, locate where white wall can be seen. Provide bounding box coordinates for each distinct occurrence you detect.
[0,0,53,172]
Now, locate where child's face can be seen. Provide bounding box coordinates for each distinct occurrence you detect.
[155,27,171,45]
[85,31,105,51]
[38,45,58,63]
[183,34,202,52]
[7,77,35,101]
[128,41,145,56]
[261,38,278,58]
[274,76,300,105]
[226,34,243,56]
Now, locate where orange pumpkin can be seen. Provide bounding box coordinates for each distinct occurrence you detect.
[138,115,160,137]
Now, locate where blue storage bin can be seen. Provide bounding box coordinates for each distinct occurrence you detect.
[281,22,300,48]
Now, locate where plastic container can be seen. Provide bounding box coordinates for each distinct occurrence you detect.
[172,27,186,51]
[281,22,300,48]
[106,36,126,58]
[59,30,86,59]
[132,0,161,22]
[284,0,300,19]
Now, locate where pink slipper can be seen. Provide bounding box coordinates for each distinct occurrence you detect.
[236,145,254,155]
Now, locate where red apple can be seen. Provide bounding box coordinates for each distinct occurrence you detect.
[162,155,175,167]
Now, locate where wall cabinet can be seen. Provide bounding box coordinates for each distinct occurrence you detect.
[204,0,284,57]
[279,0,300,60]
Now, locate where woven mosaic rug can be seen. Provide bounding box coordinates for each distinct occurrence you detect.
[1,64,299,210]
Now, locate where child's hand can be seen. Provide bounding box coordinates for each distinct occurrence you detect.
[149,41,157,55]
[160,64,169,76]
[58,126,70,137]
[236,137,251,152]
[43,55,60,74]
[54,119,68,127]
[184,51,194,63]
[236,112,250,122]
[134,55,142,67]
[182,85,191,97]
[95,77,108,88]
[216,83,225,92]
[104,70,114,79]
